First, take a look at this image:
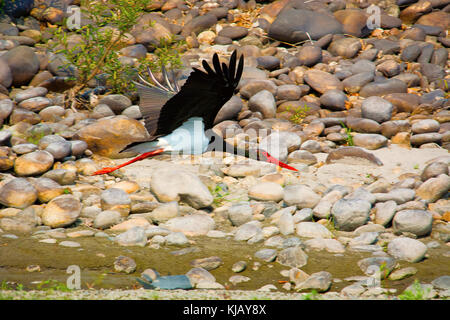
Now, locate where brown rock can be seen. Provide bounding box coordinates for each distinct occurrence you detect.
[41,195,81,228]
[326,146,383,166]
[0,178,37,209]
[73,116,150,158]
[304,70,343,94]
[14,150,54,176]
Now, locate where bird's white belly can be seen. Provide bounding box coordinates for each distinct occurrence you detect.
[158,117,209,155]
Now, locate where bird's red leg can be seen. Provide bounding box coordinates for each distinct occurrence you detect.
[92,148,165,175]
[260,151,298,172]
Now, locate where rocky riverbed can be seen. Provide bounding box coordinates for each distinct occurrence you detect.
[0,0,449,300]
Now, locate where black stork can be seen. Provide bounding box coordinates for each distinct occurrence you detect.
[92,50,298,175]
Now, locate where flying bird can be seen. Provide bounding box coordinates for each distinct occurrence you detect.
[93,50,297,175]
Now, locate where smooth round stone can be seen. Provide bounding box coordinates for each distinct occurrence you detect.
[234,221,262,241]
[374,188,415,205]
[116,227,147,247]
[119,44,147,59]
[349,232,379,247]
[1,45,40,86]
[351,60,376,74]
[214,36,232,45]
[165,231,189,246]
[387,237,427,263]
[421,162,449,181]
[283,184,321,209]
[12,143,38,154]
[38,134,66,149]
[190,256,223,271]
[265,235,284,248]
[377,60,401,77]
[276,84,302,101]
[360,79,407,97]
[41,195,81,228]
[17,97,51,112]
[421,63,445,83]
[162,214,215,236]
[296,271,332,292]
[277,211,295,236]
[42,169,76,185]
[70,140,88,157]
[239,80,277,99]
[296,45,322,67]
[93,104,114,117]
[320,89,348,111]
[98,94,132,114]
[248,90,276,119]
[276,247,308,268]
[39,106,65,122]
[300,140,322,153]
[304,69,343,94]
[14,150,54,176]
[254,249,277,262]
[147,202,179,224]
[0,99,13,121]
[375,201,397,226]
[214,96,243,124]
[400,44,422,62]
[186,267,216,286]
[100,188,131,217]
[388,267,418,281]
[231,261,247,273]
[248,182,284,202]
[358,256,396,278]
[296,222,333,239]
[353,134,388,150]
[411,133,442,146]
[114,256,136,273]
[59,241,81,248]
[361,96,393,123]
[218,26,248,39]
[346,118,381,134]
[431,276,450,291]
[304,238,345,253]
[342,72,375,93]
[197,31,216,45]
[331,199,371,231]
[380,120,411,138]
[31,177,65,203]
[150,168,213,209]
[227,203,253,227]
[45,141,72,160]
[256,56,280,71]
[411,119,440,134]
[93,210,122,229]
[328,38,362,59]
[287,150,317,165]
[303,122,324,136]
[121,105,142,119]
[14,87,48,103]
[416,174,450,203]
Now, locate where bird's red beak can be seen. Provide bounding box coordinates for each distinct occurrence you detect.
[260,151,298,172]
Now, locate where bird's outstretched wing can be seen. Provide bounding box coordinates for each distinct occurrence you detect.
[136,50,244,139]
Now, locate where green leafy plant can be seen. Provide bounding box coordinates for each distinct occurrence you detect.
[35,279,72,292]
[282,104,310,125]
[398,280,431,300]
[50,0,183,109]
[301,290,321,300]
[339,121,354,146]
[211,184,230,206]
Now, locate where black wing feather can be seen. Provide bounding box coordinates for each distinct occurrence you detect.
[151,51,244,137]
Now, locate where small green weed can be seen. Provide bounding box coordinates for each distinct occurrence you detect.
[398,280,431,300]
